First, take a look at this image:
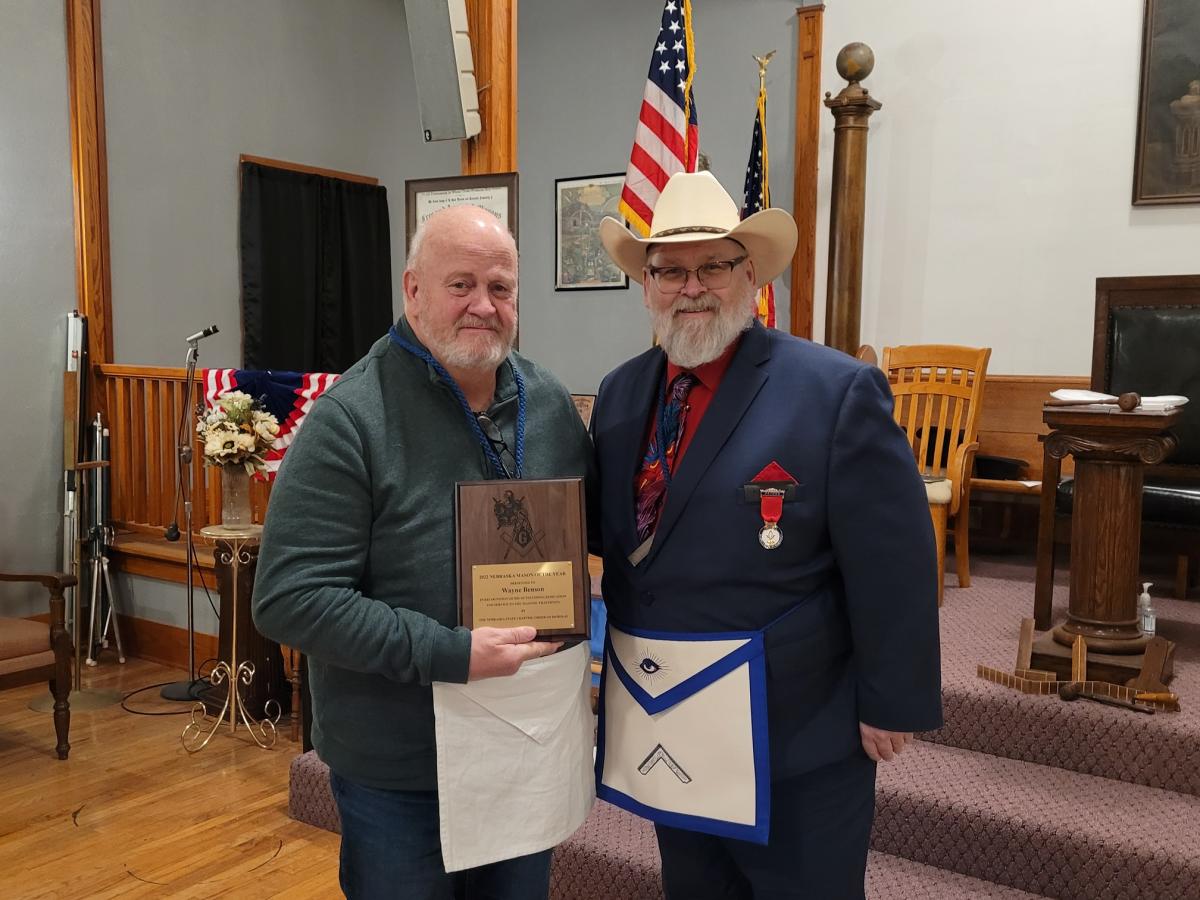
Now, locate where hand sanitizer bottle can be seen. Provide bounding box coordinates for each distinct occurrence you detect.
[1138,582,1156,636]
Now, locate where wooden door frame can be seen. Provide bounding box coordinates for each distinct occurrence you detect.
[790,4,824,339]
[65,0,113,376]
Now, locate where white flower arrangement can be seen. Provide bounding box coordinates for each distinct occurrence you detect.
[195,390,280,475]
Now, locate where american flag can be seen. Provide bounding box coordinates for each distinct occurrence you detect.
[618,0,699,236]
[742,81,775,328]
[202,369,339,479]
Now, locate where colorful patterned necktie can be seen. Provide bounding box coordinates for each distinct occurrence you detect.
[634,372,697,543]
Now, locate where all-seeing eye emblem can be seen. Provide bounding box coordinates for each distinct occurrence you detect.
[636,650,668,684]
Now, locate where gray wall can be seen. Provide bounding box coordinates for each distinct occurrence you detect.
[98,0,461,628]
[0,2,77,617]
[816,0,1200,373]
[518,0,799,393]
[102,0,461,368]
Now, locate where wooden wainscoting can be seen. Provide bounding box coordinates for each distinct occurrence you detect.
[968,374,1090,547]
[112,613,220,670]
[973,374,1090,489]
[96,364,272,585]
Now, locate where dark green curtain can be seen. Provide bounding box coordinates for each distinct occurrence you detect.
[239,162,392,373]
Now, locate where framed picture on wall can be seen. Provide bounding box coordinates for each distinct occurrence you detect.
[555,174,629,291]
[405,172,520,346]
[405,172,519,250]
[1132,0,1200,205]
[570,393,596,430]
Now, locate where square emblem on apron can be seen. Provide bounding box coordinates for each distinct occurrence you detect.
[596,623,771,844]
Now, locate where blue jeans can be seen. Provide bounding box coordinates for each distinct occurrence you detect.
[329,770,553,900]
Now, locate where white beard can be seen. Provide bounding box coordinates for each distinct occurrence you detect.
[425,315,516,372]
[652,292,755,369]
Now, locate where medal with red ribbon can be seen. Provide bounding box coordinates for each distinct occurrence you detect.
[758,487,785,550]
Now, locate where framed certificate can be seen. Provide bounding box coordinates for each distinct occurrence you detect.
[405,172,520,348]
[405,172,519,250]
[455,477,590,643]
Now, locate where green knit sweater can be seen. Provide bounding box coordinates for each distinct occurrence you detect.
[252,318,593,789]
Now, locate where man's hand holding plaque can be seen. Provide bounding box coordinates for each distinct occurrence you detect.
[455,477,591,648]
[466,626,565,681]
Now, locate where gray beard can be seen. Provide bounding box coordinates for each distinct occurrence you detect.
[436,336,510,371]
[653,294,755,369]
[424,318,516,372]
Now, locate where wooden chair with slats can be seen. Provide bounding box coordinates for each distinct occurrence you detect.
[882,345,992,606]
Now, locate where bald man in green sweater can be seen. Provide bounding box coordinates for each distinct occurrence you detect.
[253,206,592,900]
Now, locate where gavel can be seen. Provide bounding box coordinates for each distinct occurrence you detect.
[1059,682,1154,714]
[1045,392,1141,411]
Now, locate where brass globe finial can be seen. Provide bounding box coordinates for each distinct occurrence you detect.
[835,42,875,84]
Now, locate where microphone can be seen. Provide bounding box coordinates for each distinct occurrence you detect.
[185,325,220,343]
[164,522,181,542]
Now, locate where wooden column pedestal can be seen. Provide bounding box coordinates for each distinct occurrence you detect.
[1030,405,1182,684]
[823,43,881,356]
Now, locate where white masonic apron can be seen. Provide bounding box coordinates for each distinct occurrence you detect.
[596,622,771,844]
[432,641,595,872]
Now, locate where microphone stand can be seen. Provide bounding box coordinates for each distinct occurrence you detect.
[161,338,205,701]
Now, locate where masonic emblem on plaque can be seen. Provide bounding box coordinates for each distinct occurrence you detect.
[493,489,547,560]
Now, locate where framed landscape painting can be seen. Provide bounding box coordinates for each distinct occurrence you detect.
[1133,0,1200,205]
[555,174,629,291]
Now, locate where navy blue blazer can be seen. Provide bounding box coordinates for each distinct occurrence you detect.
[592,323,943,780]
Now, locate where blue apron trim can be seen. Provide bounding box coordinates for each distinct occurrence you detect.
[595,623,773,845]
[605,629,764,716]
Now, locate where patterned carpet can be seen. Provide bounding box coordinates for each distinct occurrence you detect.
[870,554,1200,899]
[930,555,1200,796]
[289,552,1200,898]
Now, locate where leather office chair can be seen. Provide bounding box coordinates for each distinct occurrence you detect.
[0,571,75,758]
[882,345,992,607]
[1042,276,1200,603]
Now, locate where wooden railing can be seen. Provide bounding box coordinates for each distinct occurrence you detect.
[95,364,271,537]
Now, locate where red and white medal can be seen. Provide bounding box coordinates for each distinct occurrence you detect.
[758,488,784,550]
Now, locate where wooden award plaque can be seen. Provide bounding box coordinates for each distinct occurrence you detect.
[455,477,590,643]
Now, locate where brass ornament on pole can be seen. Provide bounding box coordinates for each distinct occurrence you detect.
[753,49,776,89]
[823,42,881,356]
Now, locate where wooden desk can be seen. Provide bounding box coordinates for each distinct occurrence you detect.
[1032,406,1181,679]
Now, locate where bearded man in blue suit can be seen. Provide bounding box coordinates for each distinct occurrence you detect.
[590,171,942,899]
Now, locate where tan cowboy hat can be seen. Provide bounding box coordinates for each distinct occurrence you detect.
[600,171,798,286]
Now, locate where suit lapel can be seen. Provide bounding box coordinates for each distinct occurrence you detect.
[642,324,773,568]
[609,349,667,561]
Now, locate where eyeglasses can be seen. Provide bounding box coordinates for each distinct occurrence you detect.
[645,256,748,293]
[476,414,515,478]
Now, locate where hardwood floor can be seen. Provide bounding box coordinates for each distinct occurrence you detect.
[0,657,339,898]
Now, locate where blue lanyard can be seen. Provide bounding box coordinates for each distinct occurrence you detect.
[389,326,525,479]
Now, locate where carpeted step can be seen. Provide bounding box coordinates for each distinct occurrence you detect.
[550,799,660,900]
[873,740,1200,900]
[288,750,340,834]
[933,570,1200,797]
[287,757,1042,900]
[550,799,1046,899]
[866,852,1048,899]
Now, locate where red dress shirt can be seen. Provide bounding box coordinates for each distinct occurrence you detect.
[653,335,741,467]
